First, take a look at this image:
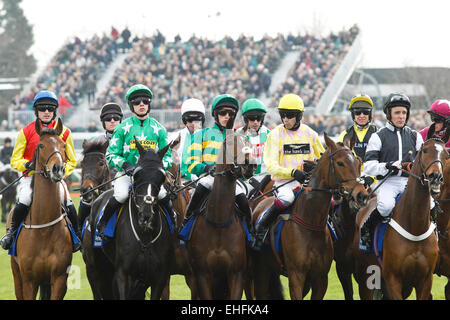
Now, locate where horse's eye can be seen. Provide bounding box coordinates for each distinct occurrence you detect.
[38,144,44,149]
[337,161,345,167]
[423,149,428,153]
[98,161,104,167]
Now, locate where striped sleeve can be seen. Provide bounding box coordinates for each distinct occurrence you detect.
[186,130,205,176]
[362,133,388,177]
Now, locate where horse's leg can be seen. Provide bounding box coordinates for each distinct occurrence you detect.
[310,275,328,300]
[185,273,198,300]
[445,279,450,300]
[335,261,354,300]
[11,257,23,300]
[415,275,434,300]
[150,274,170,300]
[50,275,68,300]
[160,279,170,300]
[21,279,39,300]
[228,271,244,300]
[287,270,306,300]
[196,272,213,300]
[383,274,403,300]
[113,268,129,299]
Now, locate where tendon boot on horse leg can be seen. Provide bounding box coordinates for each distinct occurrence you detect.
[179,183,210,230]
[360,208,383,250]
[251,201,284,251]
[97,197,122,240]
[66,203,81,251]
[236,193,254,234]
[0,202,29,250]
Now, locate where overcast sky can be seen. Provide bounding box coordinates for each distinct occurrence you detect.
[21,0,450,71]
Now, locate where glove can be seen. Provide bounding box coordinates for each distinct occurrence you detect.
[401,162,412,172]
[122,162,136,176]
[385,160,401,174]
[302,160,316,173]
[204,165,215,175]
[25,161,35,170]
[362,176,374,188]
[292,169,306,184]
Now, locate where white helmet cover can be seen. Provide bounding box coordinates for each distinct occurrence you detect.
[181,98,205,116]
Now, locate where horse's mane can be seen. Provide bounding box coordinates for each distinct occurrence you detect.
[82,138,108,155]
[39,128,59,137]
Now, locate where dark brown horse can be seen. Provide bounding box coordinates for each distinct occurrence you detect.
[10,118,72,300]
[252,133,369,299]
[0,166,19,223]
[435,158,450,299]
[354,135,449,300]
[187,132,255,299]
[79,137,114,300]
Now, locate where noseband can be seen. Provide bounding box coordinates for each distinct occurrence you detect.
[34,144,65,179]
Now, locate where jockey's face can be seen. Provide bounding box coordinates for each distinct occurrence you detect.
[103,114,121,133]
[216,107,236,128]
[37,109,55,124]
[390,106,408,128]
[131,96,150,119]
[281,114,297,130]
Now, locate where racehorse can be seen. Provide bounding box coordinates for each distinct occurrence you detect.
[435,157,450,299]
[354,134,449,300]
[187,132,256,299]
[10,118,72,300]
[0,166,19,223]
[89,139,174,299]
[79,137,114,300]
[252,133,369,299]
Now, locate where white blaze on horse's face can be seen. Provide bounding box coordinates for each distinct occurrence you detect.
[144,184,155,205]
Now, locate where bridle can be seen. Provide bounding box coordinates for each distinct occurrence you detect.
[410,138,446,187]
[81,152,110,193]
[34,142,66,180]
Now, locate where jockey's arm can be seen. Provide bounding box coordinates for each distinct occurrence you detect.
[186,130,206,176]
[10,130,28,173]
[263,131,292,179]
[106,130,126,170]
[362,133,389,177]
[63,131,77,177]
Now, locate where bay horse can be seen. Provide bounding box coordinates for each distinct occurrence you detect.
[90,139,174,299]
[252,133,369,299]
[187,132,256,300]
[10,118,72,300]
[435,157,450,299]
[79,137,114,300]
[354,134,449,300]
[0,165,19,223]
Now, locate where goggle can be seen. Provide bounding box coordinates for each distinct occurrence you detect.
[245,114,264,122]
[217,109,236,117]
[36,105,56,112]
[279,110,300,119]
[430,113,446,123]
[352,109,371,116]
[131,97,151,106]
[103,115,121,122]
[183,115,203,123]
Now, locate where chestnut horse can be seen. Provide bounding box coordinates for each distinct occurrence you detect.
[354,136,449,300]
[252,133,369,299]
[435,157,450,299]
[79,138,114,300]
[187,132,255,299]
[10,119,72,300]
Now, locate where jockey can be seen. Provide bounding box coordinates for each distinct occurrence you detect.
[97,84,173,239]
[179,94,252,231]
[77,102,124,227]
[252,93,325,250]
[0,90,78,250]
[360,93,424,250]
[337,94,378,187]
[178,98,206,182]
[419,99,450,150]
[236,98,271,198]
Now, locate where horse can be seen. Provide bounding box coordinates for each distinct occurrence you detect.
[79,137,114,300]
[10,118,73,300]
[435,158,450,299]
[89,139,174,299]
[353,134,449,300]
[186,132,256,300]
[0,165,19,223]
[251,133,369,300]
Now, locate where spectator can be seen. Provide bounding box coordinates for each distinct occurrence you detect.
[121,27,131,52]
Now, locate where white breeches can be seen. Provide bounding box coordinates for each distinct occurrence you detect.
[197,174,246,196]
[113,172,167,204]
[273,179,300,207]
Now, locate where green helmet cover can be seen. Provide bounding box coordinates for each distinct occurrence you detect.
[125,84,153,109]
[211,94,239,116]
[242,98,267,115]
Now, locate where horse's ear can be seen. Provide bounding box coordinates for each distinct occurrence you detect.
[55,117,63,136]
[442,128,450,144]
[426,123,436,141]
[157,143,171,160]
[324,132,337,152]
[82,139,88,150]
[170,134,181,150]
[35,118,42,136]
[343,131,356,150]
[134,136,146,157]
[101,139,109,154]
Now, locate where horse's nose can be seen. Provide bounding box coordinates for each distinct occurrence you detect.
[356,191,369,207]
[429,172,443,185]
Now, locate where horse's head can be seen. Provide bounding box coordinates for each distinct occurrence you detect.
[217,131,256,180]
[414,129,450,196]
[131,138,173,230]
[34,118,66,183]
[80,138,110,203]
[316,133,369,211]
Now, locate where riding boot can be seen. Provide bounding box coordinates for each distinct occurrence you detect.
[251,203,281,251]
[235,193,254,235]
[360,208,383,250]
[66,204,81,251]
[159,196,177,230]
[97,197,121,240]
[77,201,92,229]
[0,203,29,250]
[179,184,210,230]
